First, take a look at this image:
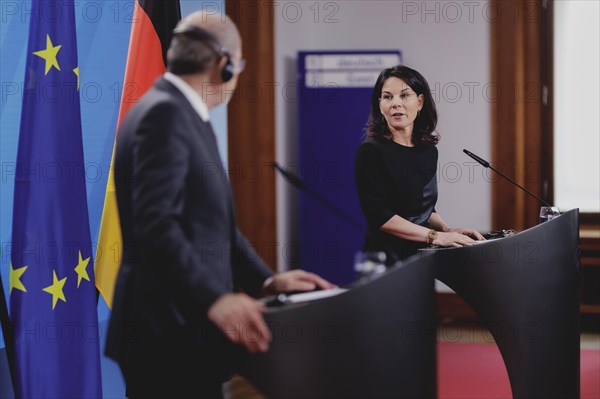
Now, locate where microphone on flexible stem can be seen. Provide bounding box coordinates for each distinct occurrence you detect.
[272,162,363,231]
[463,149,554,208]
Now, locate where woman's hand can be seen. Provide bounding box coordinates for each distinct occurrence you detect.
[447,227,486,241]
[433,231,479,247]
[427,213,485,242]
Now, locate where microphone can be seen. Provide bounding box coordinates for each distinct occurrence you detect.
[272,162,363,231]
[463,149,553,208]
[463,149,489,168]
[272,162,305,189]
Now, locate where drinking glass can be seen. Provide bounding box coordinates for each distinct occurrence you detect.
[354,251,387,283]
[539,206,560,224]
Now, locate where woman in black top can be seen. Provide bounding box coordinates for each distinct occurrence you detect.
[355,65,484,263]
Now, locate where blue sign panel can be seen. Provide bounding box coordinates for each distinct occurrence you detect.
[297,51,402,285]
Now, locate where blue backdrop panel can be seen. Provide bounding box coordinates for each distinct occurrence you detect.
[297,51,401,285]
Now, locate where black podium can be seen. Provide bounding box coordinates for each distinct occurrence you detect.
[434,208,580,399]
[238,209,580,399]
[238,253,438,399]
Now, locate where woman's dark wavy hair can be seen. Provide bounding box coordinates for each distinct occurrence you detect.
[365,65,439,146]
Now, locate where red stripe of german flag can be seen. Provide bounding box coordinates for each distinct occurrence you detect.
[95,0,181,307]
[118,0,181,125]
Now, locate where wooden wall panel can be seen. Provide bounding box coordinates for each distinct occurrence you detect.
[226,1,277,270]
[491,0,546,231]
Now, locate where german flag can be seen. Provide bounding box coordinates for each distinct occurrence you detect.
[95,0,181,308]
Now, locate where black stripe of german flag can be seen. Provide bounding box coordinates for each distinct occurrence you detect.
[138,0,181,66]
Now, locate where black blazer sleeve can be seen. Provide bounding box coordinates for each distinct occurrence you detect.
[233,228,273,296]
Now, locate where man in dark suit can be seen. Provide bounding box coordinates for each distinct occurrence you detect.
[105,10,334,399]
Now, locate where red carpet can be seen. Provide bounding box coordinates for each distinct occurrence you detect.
[438,342,600,399]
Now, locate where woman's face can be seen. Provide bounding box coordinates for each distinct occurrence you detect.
[379,77,424,136]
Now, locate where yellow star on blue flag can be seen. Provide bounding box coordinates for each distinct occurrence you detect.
[42,270,67,309]
[33,34,62,75]
[74,250,91,288]
[9,263,27,294]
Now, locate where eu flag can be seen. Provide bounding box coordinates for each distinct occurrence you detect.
[9,0,102,397]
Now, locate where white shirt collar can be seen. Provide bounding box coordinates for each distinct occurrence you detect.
[163,72,210,122]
